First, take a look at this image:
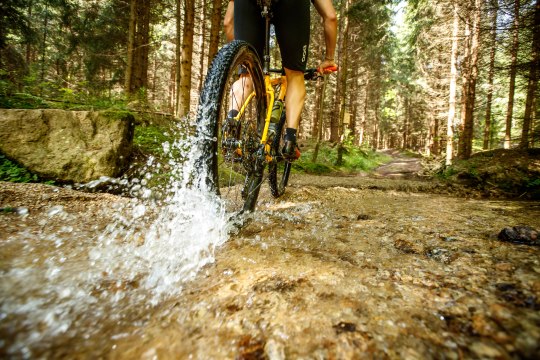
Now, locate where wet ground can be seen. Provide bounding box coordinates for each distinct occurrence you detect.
[1,156,540,359]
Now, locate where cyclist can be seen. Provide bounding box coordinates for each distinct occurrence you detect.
[223,0,337,158]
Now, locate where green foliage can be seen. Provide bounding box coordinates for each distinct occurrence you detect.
[133,125,177,157]
[293,142,391,175]
[436,149,540,198]
[0,93,48,109]
[127,123,189,190]
[0,154,39,183]
[526,178,540,189]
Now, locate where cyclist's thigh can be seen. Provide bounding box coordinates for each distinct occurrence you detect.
[273,0,311,71]
[234,0,265,61]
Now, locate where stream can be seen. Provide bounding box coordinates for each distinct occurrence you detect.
[1,155,539,359]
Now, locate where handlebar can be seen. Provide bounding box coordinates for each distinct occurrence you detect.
[304,66,339,80]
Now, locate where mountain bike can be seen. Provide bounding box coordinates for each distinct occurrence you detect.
[194,2,337,214]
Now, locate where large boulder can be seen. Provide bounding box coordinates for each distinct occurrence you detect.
[0,109,134,183]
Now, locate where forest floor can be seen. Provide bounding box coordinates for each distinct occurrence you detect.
[1,151,540,359]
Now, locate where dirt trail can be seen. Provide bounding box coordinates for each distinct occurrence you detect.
[1,154,540,359]
[372,150,423,179]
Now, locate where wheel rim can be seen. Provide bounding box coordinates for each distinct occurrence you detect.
[214,49,265,213]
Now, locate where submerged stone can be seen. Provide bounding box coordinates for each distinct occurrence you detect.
[498,226,539,246]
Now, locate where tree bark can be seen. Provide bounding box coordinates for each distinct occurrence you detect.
[483,0,498,150]
[126,0,136,95]
[359,78,369,146]
[208,0,224,63]
[125,0,151,97]
[459,0,482,159]
[178,0,195,118]
[504,0,520,149]
[403,96,409,149]
[175,0,182,115]
[520,0,539,148]
[330,0,348,142]
[458,15,471,157]
[312,75,328,163]
[198,0,208,93]
[446,4,460,166]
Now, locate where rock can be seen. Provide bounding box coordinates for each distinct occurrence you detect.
[494,263,514,272]
[489,304,514,323]
[470,342,503,358]
[472,313,498,336]
[498,226,539,246]
[264,339,285,360]
[393,235,422,254]
[424,247,457,264]
[333,321,356,334]
[0,109,134,183]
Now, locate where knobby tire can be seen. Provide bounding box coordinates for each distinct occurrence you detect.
[268,112,292,198]
[195,41,267,213]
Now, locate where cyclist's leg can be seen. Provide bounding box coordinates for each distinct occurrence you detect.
[273,0,310,156]
[234,0,265,60]
[283,68,305,131]
[229,0,265,116]
[230,73,253,113]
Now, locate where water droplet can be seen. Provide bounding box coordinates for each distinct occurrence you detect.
[15,207,29,216]
[47,206,64,217]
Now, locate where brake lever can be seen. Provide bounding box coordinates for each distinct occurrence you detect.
[305,66,338,81]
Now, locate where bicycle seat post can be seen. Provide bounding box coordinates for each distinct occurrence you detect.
[261,5,271,75]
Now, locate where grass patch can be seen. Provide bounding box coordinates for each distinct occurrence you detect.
[435,148,540,199]
[133,125,177,157]
[293,141,391,175]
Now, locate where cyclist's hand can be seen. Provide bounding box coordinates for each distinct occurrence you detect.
[317,59,338,74]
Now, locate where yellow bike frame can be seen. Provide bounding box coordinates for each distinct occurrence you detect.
[232,74,288,160]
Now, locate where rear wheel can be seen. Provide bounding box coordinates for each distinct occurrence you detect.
[195,40,266,213]
[268,112,292,198]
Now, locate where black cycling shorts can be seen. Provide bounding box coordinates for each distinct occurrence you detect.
[234,0,311,72]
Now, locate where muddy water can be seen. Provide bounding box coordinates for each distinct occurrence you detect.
[1,178,540,359]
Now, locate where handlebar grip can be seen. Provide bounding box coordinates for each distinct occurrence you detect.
[303,66,338,80]
[322,65,339,73]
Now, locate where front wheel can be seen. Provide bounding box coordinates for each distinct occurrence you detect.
[194,40,267,213]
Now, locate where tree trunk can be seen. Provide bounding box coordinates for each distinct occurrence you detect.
[312,78,323,138]
[520,0,539,148]
[312,75,328,163]
[446,4,459,166]
[178,0,195,118]
[403,96,409,149]
[359,78,369,146]
[459,0,482,159]
[198,0,208,93]
[348,72,358,142]
[504,0,521,149]
[26,0,34,65]
[483,0,498,150]
[175,0,182,115]
[337,0,350,141]
[169,62,176,113]
[208,0,224,63]
[125,0,151,97]
[125,0,136,94]
[330,0,348,142]
[40,2,49,94]
[458,16,471,157]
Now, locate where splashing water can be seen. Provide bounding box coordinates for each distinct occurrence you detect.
[0,124,231,357]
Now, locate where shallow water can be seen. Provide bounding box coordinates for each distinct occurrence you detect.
[0,130,234,358]
[2,177,539,358]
